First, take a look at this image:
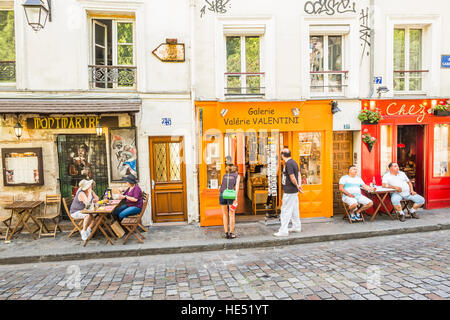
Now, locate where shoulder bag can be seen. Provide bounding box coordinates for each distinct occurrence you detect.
[222,174,237,200]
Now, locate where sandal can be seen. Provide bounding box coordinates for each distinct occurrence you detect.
[228,232,236,239]
[225,232,230,239]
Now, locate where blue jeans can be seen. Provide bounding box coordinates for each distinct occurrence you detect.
[114,205,142,220]
[390,193,425,206]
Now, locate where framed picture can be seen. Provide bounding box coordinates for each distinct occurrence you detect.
[299,142,312,157]
[109,127,138,182]
[2,148,44,186]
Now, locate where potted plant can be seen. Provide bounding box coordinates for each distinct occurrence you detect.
[431,100,450,116]
[362,130,377,152]
[358,108,383,124]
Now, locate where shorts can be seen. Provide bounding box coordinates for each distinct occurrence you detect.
[70,210,88,220]
[390,193,425,206]
[219,193,234,206]
[342,194,372,207]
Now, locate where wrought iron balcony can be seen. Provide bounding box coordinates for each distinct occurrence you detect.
[310,70,349,96]
[0,61,16,83]
[224,72,265,98]
[394,69,429,93]
[88,65,136,90]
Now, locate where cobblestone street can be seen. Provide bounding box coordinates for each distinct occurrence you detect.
[0,231,448,300]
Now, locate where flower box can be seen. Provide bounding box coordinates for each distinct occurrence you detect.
[433,110,450,116]
[362,120,379,125]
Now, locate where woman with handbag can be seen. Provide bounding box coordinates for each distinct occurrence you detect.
[219,161,240,239]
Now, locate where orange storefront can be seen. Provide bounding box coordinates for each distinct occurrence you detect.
[195,100,334,227]
[361,99,450,210]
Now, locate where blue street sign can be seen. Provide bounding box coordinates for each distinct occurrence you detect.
[161,118,172,126]
[442,55,450,68]
[374,77,382,84]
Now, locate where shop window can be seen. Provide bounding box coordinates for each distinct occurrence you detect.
[0,10,15,84]
[394,28,426,93]
[206,135,221,189]
[380,125,393,174]
[310,35,347,95]
[433,124,449,177]
[2,148,44,186]
[89,18,136,89]
[299,132,322,185]
[225,36,264,97]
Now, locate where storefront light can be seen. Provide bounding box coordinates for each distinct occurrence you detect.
[95,122,103,136]
[369,101,376,110]
[432,100,438,107]
[14,122,23,139]
[22,0,51,32]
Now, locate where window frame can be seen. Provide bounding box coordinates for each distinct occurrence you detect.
[0,8,16,87]
[393,26,426,94]
[309,34,346,97]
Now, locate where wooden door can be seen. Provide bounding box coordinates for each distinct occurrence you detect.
[149,137,187,223]
[332,131,353,215]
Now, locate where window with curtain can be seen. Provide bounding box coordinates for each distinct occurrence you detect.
[394,28,423,92]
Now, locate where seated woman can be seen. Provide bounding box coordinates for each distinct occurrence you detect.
[69,179,99,241]
[114,174,143,221]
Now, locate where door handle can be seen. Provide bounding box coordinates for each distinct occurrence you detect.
[152,180,155,189]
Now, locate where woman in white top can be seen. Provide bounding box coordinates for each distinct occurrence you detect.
[69,179,99,240]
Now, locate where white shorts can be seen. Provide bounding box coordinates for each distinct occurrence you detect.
[342,194,372,207]
[70,210,88,220]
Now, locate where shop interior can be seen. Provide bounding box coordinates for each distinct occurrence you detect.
[397,125,424,195]
[206,131,282,221]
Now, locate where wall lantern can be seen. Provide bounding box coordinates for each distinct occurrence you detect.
[22,0,52,32]
[95,122,103,136]
[331,101,341,115]
[14,121,23,140]
[291,108,300,117]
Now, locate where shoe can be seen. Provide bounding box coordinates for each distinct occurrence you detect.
[273,232,289,237]
[225,232,230,239]
[87,227,92,233]
[81,230,88,241]
[229,232,236,239]
[399,214,406,222]
[355,212,362,221]
[411,212,419,219]
[288,228,302,233]
[350,214,356,222]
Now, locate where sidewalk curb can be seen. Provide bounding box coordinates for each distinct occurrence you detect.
[1,223,449,265]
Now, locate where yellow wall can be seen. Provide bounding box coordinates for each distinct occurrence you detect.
[196,101,333,226]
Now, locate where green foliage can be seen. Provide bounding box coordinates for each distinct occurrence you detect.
[362,133,377,147]
[0,11,15,61]
[358,109,383,123]
[432,101,450,111]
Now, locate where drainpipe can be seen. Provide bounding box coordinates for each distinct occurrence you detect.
[369,0,375,98]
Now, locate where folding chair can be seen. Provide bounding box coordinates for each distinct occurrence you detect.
[121,192,149,244]
[62,197,84,238]
[342,200,365,224]
[0,195,14,241]
[400,200,414,219]
[35,195,62,238]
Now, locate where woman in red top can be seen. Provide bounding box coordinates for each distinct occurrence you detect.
[114,175,143,221]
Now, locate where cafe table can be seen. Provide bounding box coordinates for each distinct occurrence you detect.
[81,200,121,247]
[365,186,397,222]
[4,201,43,241]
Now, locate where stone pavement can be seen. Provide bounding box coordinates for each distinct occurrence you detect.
[0,230,448,300]
[0,208,449,265]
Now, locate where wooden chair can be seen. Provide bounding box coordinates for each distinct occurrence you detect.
[121,192,149,244]
[35,195,62,238]
[400,200,414,219]
[342,200,365,224]
[0,195,14,241]
[62,197,84,238]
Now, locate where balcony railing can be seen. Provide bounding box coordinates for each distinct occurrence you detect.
[224,72,265,98]
[310,71,348,95]
[0,61,16,83]
[89,65,136,90]
[394,70,429,93]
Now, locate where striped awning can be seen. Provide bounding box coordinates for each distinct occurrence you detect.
[0,98,141,114]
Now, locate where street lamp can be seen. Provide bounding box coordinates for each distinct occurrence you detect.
[331,101,341,114]
[95,122,103,136]
[14,122,23,140]
[22,0,51,32]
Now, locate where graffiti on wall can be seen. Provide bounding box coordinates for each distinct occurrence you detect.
[360,7,371,56]
[200,0,232,18]
[304,0,356,15]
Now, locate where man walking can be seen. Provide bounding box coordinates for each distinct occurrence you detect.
[274,148,303,237]
[382,162,425,222]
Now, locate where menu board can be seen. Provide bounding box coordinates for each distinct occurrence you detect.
[2,148,44,186]
[266,137,278,196]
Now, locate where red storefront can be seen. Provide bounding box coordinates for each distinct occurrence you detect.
[361,99,450,209]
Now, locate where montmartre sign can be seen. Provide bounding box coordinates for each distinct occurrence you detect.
[27,116,118,130]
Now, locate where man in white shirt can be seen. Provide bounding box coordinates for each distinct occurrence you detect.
[382,162,425,222]
[339,166,375,222]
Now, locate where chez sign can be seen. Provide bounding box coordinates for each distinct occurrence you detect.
[366,100,434,124]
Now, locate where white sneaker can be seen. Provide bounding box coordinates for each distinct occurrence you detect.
[288,228,302,233]
[81,230,88,241]
[85,229,91,239]
[273,231,289,237]
[87,227,92,233]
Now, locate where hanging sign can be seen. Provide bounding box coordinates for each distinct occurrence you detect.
[152,39,185,62]
[266,137,278,197]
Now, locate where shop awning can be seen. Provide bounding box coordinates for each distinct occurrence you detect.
[0,98,141,114]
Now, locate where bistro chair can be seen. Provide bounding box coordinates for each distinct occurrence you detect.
[121,192,149,244]
[400,199,414,219]
[0,195,14,241]
[62,197,84,238]
[342,200,365,224]
[35,194,62,238]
